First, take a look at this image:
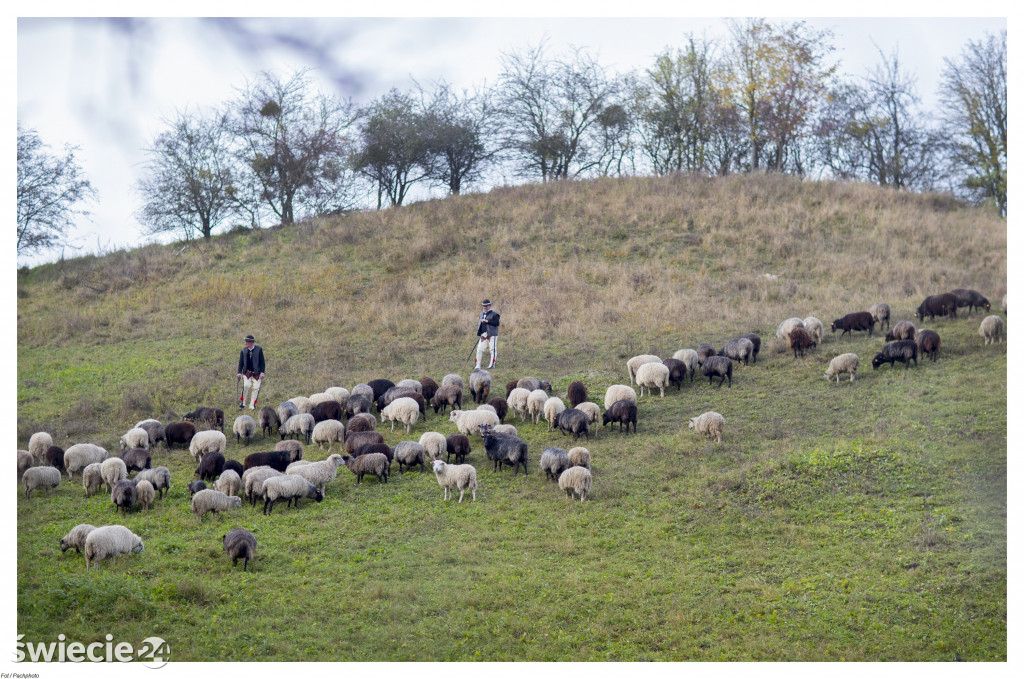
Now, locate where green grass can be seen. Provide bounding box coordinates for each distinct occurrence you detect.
[16,175,1005,660]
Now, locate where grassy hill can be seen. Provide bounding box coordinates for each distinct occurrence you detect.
[16,174,1006,660]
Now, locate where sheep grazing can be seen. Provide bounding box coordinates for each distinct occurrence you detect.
[111,479,137,515]
[274,439,304,462]
[916,330,941,361]
[189,430,227,463]
[262,475,324,514]
[341,453,390,484]
[441,373,465,393]
[325,386,351,410]
[523,389,548,425]
[381,397,421,433]
[279,413,315,444]
[44,446,66,474]
[419,432,448,461]
[136,480,156,510]
[492,424,519,437]
[540,447,571,481]
[688,411,725,443]
[288,396,314,414]
[392,442,428,473]
[395,378,422,395]
[867,303,891,331]
[184,406,224,431]
[916,293,958,322]
[18,450,33,477]
[308,392,335,407]
[446,434,472,465]
[232,415,258,445]
[885,320,917,342]
[831,312,875,338]
[277,401,299,426]
[553,408,590,441]
[346,413,377,435]
[165,421,197,449]
[83,525,144,571]
[100,457,128,493]
[63,443,108,481]
[215,469,241,497]
[825,353,860,383]
[60,524,97,554]
[135,419,168,449]
[506,388,532,421]
[376,389,427,420]
[719,338,755,366]
[788,326,816,358]
[449,409,500,436]
[430,384,463,414]
[345,394,373,419]
[575,402,601,428]
[286,454,344,493]
[136,466,170,499]
[242,467,283,507]
[344,431,386,455]
[431,459,477,503]
[635,362,670,398]
[672,349,699,382]
[223,529,257,572]
[187,480,207,496]
[950,289,991,316]
[469,369,493,404]
[740,334,761,365]
[366,379,396,402]
[543,397,567,430]
[695,344,717,366]
[567,446,591,470]
[627,354,662,385]
[23,466,61,499]
[243,450,292,473]
[603,399,638,434]
[567,381,587,407]
[194,452,226,482]
[311,419,345,452]
[517,377,552,393]
[872,340,919,370]
[82,463,104,497]
[701,356,734,388]
[980,315,1004,344]
[487,397,509,423]
[119,448,151,474]
[505,379,520,398]
[802,317,825,346]
[478,423,529,474]
[29,432,53,462]
[349,384,373,401]
[775,318,805,343]
[191,488,243,522]
[119,427,150,451]
[311,400,344,424]
[420,377,439,403]
[657,359,685,391]
[558,466,592,503]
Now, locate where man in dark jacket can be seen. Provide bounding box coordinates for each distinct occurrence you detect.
[237,334,266,409]
[475,299,500,369]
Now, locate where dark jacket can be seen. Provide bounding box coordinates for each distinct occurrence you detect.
[238,345,266,376]
[477,309,500,337]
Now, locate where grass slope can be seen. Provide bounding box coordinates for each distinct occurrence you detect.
[16,174,1006,660]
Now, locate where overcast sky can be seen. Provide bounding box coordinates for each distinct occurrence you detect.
[13,9,1009,268]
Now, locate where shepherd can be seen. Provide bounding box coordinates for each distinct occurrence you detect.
[475,299,500,369]
[237,334,266,410]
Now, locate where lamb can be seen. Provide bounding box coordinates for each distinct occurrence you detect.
[392,442,428,473]
[802,317,825,345]
[111,479,137,515]
[262,475,324,514]
[60,524,97,554]
[135,419,167,448]
[446,434,472,465]
[341,453,390,484]
[602,399,634,436]
[311,419,346,452]
[672,349,699,382]
[277,401,299,426]
[431,459,477,502]
[558,466,592,502]
[885,320,917,342]
[449,408,500,436]
[119,427,150,451]
[487,397,509,423]
[214,469,241,497]
[18,450,33,477]
[63,443,108,481]
[478,423,529,474]
[44,446,66,474]
[29,431,53,462]
[430,384,463,414]
[776,317,805,343]
[635,362,670,398]
[288,396,314,414]
[23,466,61,499]
[274,439,304,462]
[567,381,587,407]
[540,447,571,481]
[872,340,919,370]
[915,294,958,322]
[440,374,464,391]
[867,303,891,331]
[575,402,601,428]
[311,400,344,423]
[950,289,991,316]
[825,353,860,383]
[419,432,448,461]
[242,466,283,507]
[84,525,144,570]
[831,312,875,338]
[662,359,687,390]
[136,466,171,499]
[469,369,493,404]
[191,488,243,522]
[232,415,258,445]
[567,446,591,470]
[544,397,567,429]
[688,411,725,443]
[788,326,816,358]
[100,457,128,493]
[165,421,197,449]
[286,454,344,492]
[420,377,439,403]
[506,388,532,421]
[526,389,550,424]
[344,431,386,455]
[346,413,377,434]
[243,450,292,473]
[719,338,755,366]
[626,354,662,385]
[701,355,734,388]
[916,330,942,361]
[279,413,315,444]
[194,452,226,482]
[980,315,1004,344]
[223,529,257,571]
[82,463,104,497]
[381,397,421,433]
[189,430,227,463]
[119,448,151,473]
[187,481,207,496]
[345,394,373,418]
[553,408,590,441]
[741,333,762,364]
[325,386,351,410]
[136,480,156,510]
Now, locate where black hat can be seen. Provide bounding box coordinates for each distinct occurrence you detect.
[244,334,255,343]
[481,299,492,306]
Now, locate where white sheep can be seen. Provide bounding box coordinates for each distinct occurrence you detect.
[575,402,601,427]
[419,432,448,460]
[82,463,104,497]
[543,397,566,429]
[189,430,227,463]
[526,389,550,424]
[507,387,532,421]
[100,457,128,493]
[776,317,805,342]
[803,316,825,345]
[980,315,1004,344]
[381,397,420,433]
[568,446,591,470]
[214,469,241,497]
[242,466,284,507]
[136,480,156,510]
[119,427,150,451]
[288,396,315,414]
[23,466,61,499]
[635,362,670,398]
[63,444,108,481]
[191,488,242,522]
[308,392,335,406]
[28,432,53,462]
[83,525,144,570]
[448,409,500,436]
[825,353,860,383]
[60,524,97,554]
[603,385,637,411]
[672,349,699,383]
[286,454,344,493]
[626,354,662,385]
[311,419,346,452]
[492,423,519,437]
[232,415,258,445]
[431,459,477,503]
[558,466,592,503]
[476,403,497,414]
[325,387,350,410]
[262,475,323,514]
[688,411,725,443]
[279,413,315,444]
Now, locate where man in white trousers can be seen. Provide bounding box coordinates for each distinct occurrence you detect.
[475,299,500,369]
[237,334,266,409]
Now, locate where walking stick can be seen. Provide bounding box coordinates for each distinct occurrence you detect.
[236,374,242,408]
[467,336,481,362]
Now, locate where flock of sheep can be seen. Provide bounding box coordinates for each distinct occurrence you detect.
[18,288,1005,573]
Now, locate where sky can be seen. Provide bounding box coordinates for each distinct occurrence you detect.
[12,8,1008,269]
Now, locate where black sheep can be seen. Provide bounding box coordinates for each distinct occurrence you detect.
[137,420,167,448]
[242,450,291,473]
[195,452,226,481]
[788,326,816,358]
[916,329,941,361]
[949,289,990,316]
[567,381,588,407]
[505,379,520,398]
[602,399,638,434]
[344,431,385,455]
[701,355,734,388]
[223,529,257,572]
[353,442,393,463]
[478,424,529,474]
[553,408,591,441]
[662,359,687,390]
[872,340,919,370]
[119,448,152,473]
[741,333,762,365]
[45,445,66,473]
[446,434,471,464]
[111,479,137,515]
[187,480,207,496]
[831,311,875,338]
[223,459,244,478]
[366,379,396,402]
[184,406,224,431]
[165,421,197,449]
[310,400,343,423]
[420,376,439,403]
[487,397,509,423]
[915,294,958,322]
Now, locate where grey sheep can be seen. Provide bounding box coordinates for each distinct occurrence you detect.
[274,439,304,462]
[223,529,257,572]
[719,338,755,366]
[469,369,493,404]
[119,448,151,473]
[872,340,918,370]
[540,447,571,481]
[259,406,281,437]
[516,377,552,393]
[392,441,428,473]
[980,315,1004,344]
[136,466,170,499]
[558,466,592,503]
[478,423,529,474]
[345,394,374,418]
[135,419,167,448]
[430,384,463,414]
[262,475,324,514]
[191,488,243,522]
[885,320,917,342]
[701,355,734,388]
[233,415,258,445]
[277,401,299,427]
[23,466,61,499]
[279,413,315,444]
[341,453,390,484]
[60,523,97,554]
[111,479,137,515]
[242,466,283,507]
[84,525,144,571]
[867,303,891,330]
[552,408,590,442]
[186,480,207,496]
[441,374,465,391]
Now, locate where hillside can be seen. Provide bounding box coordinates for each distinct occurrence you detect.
[16,174,1007,660]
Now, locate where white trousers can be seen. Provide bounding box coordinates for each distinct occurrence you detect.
[242,375,262,408]
[475,336,497,367]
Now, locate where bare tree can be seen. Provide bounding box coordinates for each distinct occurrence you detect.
[17,125,97,255]
[418,81,496,195]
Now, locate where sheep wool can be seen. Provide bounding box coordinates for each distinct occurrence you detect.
[392,442,428,473]
[432,460,477,503]
[279,413,316,444]
[980,315,1004,344]
[18,450,33,477]
[672,349,699,383]
[688,411,725,443]
[506,388,532,421]
[382,397,421,433]
[23,466,61,499]
[325,387,350,410]
[635,362,670,398]
[540,447,571,481]
[289,396,315,414]
[60,524,97,554]
[191,489,243,522]
[776,317,805,342]
[189,430,227,463]
[802,317,825,345]
[232,415,258,445]
[558,466,592,503]
[419,432,448,460]
[341,453,390,484]
[603,385,637,411]
[262,475,324,514]
[28,432,53,462]
[136,466,171,499]
[84,525,144,571]
[575,402,601,427]
[215,469,241,497]
[825,353,860,383]
[242,467,284,507]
